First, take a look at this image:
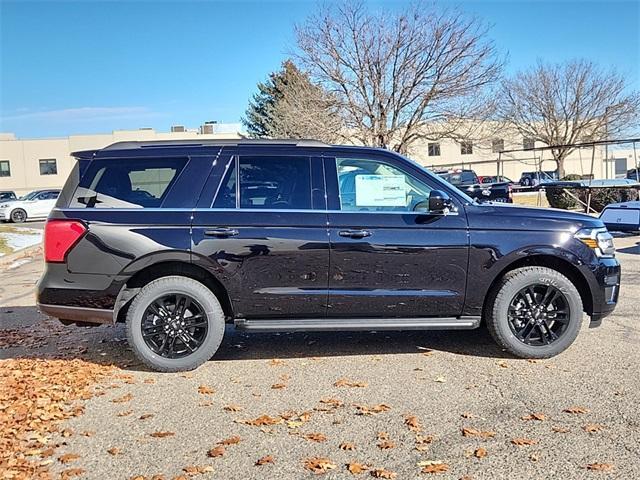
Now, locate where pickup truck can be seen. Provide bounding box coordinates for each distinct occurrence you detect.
[436,169,512,203]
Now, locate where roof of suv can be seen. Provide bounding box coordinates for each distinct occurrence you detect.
[72,139,335,159]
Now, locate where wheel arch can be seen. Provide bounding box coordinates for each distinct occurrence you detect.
[481,253,594,319]
[114,260,234,323]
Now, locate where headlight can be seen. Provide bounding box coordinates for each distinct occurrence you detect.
[574,227,615,258]
[0,203,9,209]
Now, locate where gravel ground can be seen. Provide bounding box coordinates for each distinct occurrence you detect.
[1,236,639,480]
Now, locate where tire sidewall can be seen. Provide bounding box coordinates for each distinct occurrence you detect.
[492,269,583,357]
[11,209,26,223]
[126,277,225,372]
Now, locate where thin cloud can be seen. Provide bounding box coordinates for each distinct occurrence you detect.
[1,106,162,122]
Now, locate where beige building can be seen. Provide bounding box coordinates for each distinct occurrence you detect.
[0,122,637,196]
[0,123,244,196]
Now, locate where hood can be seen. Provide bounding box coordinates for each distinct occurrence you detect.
[465,202,603,232]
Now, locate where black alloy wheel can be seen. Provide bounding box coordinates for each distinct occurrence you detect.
[507,284,570,346]
[141,294,208,359]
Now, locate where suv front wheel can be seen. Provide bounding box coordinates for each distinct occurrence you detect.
[126,276,226,372]
[486,267,584,358]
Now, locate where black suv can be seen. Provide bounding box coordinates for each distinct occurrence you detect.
[37,140,620,372]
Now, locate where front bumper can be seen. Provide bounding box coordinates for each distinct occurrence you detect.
[584,257,620,327]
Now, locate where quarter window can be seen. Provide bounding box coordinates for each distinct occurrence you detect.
[70,157,187,208]
[39,159,57,175]
[213,156,312,210]
[336,158,432,212]
[428,142,441,157]
[0,161,10,177]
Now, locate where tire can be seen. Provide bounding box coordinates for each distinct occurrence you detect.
[126,276,226,372]
[10,208,27,223]
[485,266,584,359]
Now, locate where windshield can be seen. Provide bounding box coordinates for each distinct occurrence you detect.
[20,191,40,200]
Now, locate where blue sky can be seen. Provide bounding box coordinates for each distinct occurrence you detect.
[1,0,638,138]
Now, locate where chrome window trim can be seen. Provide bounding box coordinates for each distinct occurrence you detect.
[55,207,459,216]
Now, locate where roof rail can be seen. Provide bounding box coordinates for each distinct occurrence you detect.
[100,138,329,151]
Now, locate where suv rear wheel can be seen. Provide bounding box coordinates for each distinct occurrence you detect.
[126,276,225,372]
[486,267,584,358]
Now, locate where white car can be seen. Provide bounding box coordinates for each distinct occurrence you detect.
[0,189,60,223]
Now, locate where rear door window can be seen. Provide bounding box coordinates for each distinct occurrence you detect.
[70,158,187,208]
[212,156,312,210]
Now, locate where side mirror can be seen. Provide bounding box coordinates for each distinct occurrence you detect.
[413,190,452,214]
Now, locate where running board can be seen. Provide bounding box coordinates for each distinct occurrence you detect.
[234,316,481,332]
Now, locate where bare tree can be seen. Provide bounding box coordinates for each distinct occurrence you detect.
[500,59,640,177]
[294,0,502,153]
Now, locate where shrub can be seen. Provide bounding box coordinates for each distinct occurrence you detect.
[546,186,639,212]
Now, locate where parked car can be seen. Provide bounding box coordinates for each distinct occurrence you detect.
[436,169,512,203]
[37,140,620,372]
[0,191,17,202]
[626,168,640,181]
[478,175,513,185]
[519,170,559,187]
[0,189,60,223]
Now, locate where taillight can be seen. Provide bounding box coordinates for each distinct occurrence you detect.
[44,220,87,263]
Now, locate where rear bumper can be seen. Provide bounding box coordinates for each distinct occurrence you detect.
[37,303,114,325]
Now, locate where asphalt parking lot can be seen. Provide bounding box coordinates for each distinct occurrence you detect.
[1,236,639,479]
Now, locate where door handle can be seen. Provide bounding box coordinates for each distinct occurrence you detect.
[338,229,372,239]
[204,227,239,237]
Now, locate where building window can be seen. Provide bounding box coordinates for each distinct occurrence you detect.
[428,142,441,157]
[0,161,10,177]
[460,141,473,155]
[523,137,535,150]
[39,159,57,175]
[492,139,504,153]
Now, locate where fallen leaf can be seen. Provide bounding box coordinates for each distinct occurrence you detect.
[304,432,328,442]
[354,403,391,415]
[586,463,614,472]
[60,468,85,479]
[420,461,449,474]
[583,423,605,433]
[552,426,570,433]
[529,452,540,462]
[434,376,446,383]
[461,427,496,439]
[370,468,397,479]
[339,442,356,451]
[268,359,286,366]
[497,360,509,368]
[223,404,243,412]
[304,457,337,474]
[61,428,74,438]
[511,438,538,446]
[150,431,175,438]
[474,447,487,458]
[376,431,390,441]
[347,462,368,474]
[256,455,274,466]
[58,453,80,464]
[117,410,133,417]
[183,465,214,476]
[271,383,287,389]
[461,412,475,419]
[218,435,241,446]
[207,446,225,458]
[80,431,95,437]
[143,378,156,384]
[112,393,133,403]
[404,415,422,432]
[521,412,546,421]
[106,447,121,456]
[242,414,283,426]
[563,406,590,414]
[197,385,215,395]
[334,378,368,388]
[377,440,396,450]
[139,414,154,420]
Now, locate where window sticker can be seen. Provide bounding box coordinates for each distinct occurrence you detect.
[355,174,406,207]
